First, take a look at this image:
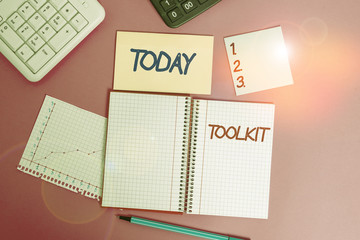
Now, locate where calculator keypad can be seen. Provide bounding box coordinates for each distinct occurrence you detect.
[167,8,183,22]
[181,0,198,14]
[0,0,89,74]
[151,0,221,28]
[161,0,176,11]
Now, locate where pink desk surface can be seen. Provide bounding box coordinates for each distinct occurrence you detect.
[1,0,360,239]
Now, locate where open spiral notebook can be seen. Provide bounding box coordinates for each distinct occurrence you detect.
[102,92,275,219]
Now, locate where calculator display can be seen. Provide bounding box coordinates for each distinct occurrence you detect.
[150,0,222,28]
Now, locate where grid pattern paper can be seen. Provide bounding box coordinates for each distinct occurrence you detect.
[188,99,275,219]
[17,96,107,200]
[102,92,188,212]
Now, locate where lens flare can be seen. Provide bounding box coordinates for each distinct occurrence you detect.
[300,17,328,46]
[0,142,26,163]
[273,42,291,64]
[41,182,106,224]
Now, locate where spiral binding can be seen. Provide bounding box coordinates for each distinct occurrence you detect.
[178,97,192,211]
[186,99,200,213]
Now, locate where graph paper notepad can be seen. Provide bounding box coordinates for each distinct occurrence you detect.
[102,92,274,219]
[17,96,107,200]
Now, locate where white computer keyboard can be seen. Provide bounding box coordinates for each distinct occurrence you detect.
[0,0,105,82]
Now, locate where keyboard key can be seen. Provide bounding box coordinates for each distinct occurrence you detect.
[28,13,46,31]
[0,0,105,82]
[16,44,35,62]
[50,0,68,10]
[7,12,25,31]
[181,0,198,13]
[27,33,45,52]
[17,23,36,41]
[70,13,88,32]
[18,2,36,20]
[199,0,208,3]
[48,24,76,52]
[38,23,56,41]
[39,2,57,21]
[49,13,66,31]
[29,0,47,10]
[26,45,55,73]
[168,8,183,22]
[60,3,77,21]
[161,0,176,11]
[82,2,89,8]
[0,23,24,51]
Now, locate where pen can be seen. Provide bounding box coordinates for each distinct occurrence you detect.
[118,216,247,240]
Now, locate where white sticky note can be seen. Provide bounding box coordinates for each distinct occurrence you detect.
[113,31,214,95]
[224,26,293,96]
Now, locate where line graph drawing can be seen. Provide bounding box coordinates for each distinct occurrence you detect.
[18,96,107,200]
[29,102,55,166]
[24,149,102,162]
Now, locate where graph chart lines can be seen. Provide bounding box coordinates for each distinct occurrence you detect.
[30,102,56,166]
[18,96,107,201]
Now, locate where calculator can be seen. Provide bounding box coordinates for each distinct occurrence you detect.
[0,0,105,82]
[150,0,222,28]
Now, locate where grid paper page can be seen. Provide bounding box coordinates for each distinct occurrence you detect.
[188,99,275,219]
[18,96,107,200]
[102,92,188,212]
